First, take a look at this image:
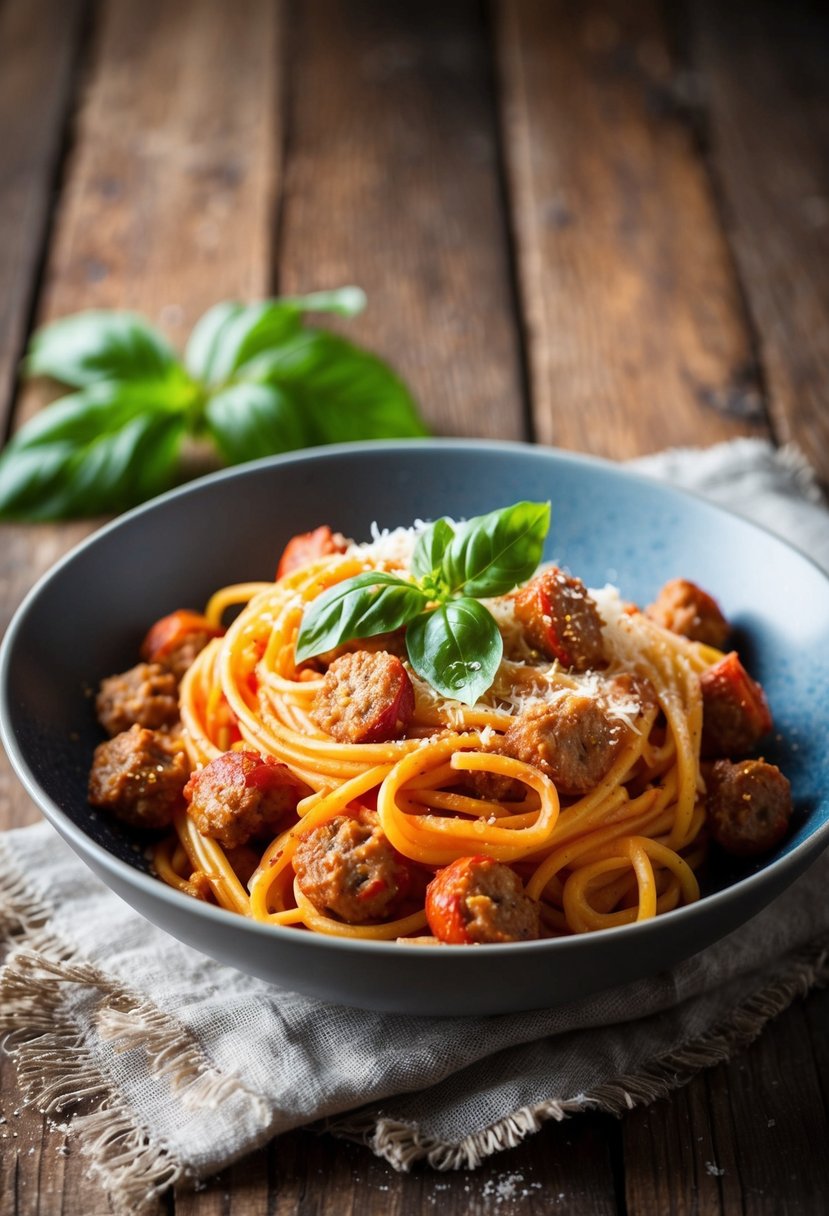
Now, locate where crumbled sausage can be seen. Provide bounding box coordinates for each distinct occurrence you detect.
[513,567,606,670]
[225,843,261,887]
[162,631,216,681]
[88,724,190,830]
[293,810,412,923]
[310,650,414,743]
[500,690,631,796]
[604,671,659,717]
[468,674,653,804]
[706,758,792,856]
[646,579,730,649]
[95,662,180,737]
[141,610,221,680]
[426,855,540,943]
[700,652,772,758]
[184,750,307,849]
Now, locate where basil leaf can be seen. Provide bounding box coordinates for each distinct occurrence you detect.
[25,312,180,388]
[204,383,310,463]
[441,501,551,598]
[296,572,428,663]
[406,599,503,707]
[411,517,455,582]
[242,330,427,441]
[185,302,302,386]
[0,382,187,520]
[186,289,367,386]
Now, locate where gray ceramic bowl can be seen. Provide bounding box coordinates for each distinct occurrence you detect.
[2,441,828,1015]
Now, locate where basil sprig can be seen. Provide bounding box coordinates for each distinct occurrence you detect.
[0,288,427,521]
[296,501,551,705]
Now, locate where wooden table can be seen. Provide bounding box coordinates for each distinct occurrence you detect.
[1,1,828,1212]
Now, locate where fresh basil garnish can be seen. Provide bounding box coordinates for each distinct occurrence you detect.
[0,287,426,521]
[406,599,503,706]
[295,572,430,664]
[410,517,455,584]
[441,501,551,598]
[295,501,551,705]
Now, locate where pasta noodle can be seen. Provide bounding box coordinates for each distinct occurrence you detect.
[150,527,728,944]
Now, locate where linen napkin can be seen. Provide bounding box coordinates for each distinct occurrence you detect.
[1,438,828,1214]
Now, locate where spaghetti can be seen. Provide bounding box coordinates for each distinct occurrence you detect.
[146,521,735,943]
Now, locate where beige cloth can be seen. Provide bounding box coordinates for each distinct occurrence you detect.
[1,439,828,1214]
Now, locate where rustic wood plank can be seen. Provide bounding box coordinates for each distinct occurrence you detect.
[175,1113,620,1215]
[277,0,527,441]
[804,984,829,1118]
[624,1000,829,1215]
[19,0,278,391]
[689,0,829,484]
[495,0,770,457]
[704,1005,829,1213]
[623,1076,725,1215]
[0,0,89,440]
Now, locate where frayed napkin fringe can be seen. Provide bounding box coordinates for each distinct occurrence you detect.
[634,436,826,505]
[0,945,198,1214]
[773,442,826,503]
[0,848,272,1214]
[332,938,829,1172]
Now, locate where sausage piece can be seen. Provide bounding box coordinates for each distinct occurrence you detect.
[276,525,347,580]
[141,609,222,680]
[293,810,412,923]
[95,662,180,737]
[310,649,414,743]
[513,568,605,670]
[500,691,631,796]
[88,724,190,830]
[426,856,540,944]
[184,750,307,849]
[706,758,792,856]
[700,652,772,758]
[646,579,730,649]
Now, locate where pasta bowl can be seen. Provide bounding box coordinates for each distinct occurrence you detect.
[2,440,828,1015]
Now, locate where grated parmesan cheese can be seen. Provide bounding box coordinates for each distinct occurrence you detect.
[345,519,445,569]
[590,584,653,671]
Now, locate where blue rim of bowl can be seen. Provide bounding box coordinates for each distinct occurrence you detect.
[2,437,829,961]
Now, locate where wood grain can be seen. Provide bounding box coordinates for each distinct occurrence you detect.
[623,1077,726,1214]
[175,1112,621,1216]
[16,0,278,403]
[689,0,829,484]
[708,1004,829,1213]
[277,0,527,441]
[623,1000,829,1215]
[495,0,770,456]
[0,0,89,440]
